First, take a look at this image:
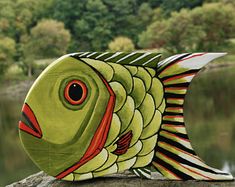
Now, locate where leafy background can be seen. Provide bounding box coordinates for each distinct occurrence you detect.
[0,0,235,79]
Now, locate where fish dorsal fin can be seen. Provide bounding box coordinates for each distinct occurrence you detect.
[152,53,233,180]
[71,52,161,67]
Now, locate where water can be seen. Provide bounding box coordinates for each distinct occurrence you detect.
[185,66,235,175]
[0,66,235,186]
[0,98,39,186]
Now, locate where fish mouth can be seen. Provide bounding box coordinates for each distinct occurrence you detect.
[19,103,42,138]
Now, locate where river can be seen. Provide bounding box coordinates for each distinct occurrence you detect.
[0,65,235,186]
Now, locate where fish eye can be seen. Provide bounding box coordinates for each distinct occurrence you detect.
[64,80,87,105]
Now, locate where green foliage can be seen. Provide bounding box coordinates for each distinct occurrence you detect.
[29,19,71,58]
[137,3,154,29]
[103,0,142,44]
[139,9,206,53]
[0,0,16,38]
[141,0,203,15]
[74,0,112,51]
[0,0,53,41]
[50,0,110,51]
[20,19,71,76]
[0,0,235,79]
[108,37,135,52]
[50,0,156,51]
[0,37,16,78]
[160,0,203,15]
[139,3,235,53]
[204,0,235,4]
[190,3,235,51]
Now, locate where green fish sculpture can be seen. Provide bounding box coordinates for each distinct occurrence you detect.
[19,52,233,181]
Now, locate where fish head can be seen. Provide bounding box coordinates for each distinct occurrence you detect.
[19,55,114,177]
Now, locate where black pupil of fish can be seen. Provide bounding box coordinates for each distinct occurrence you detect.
[69,83,83,102]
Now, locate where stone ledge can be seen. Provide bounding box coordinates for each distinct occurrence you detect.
[6,171,235,187]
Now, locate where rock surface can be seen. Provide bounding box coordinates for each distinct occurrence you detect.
[6,171,235,187]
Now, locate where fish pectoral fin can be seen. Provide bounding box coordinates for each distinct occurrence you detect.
[113,131,133,156]
[130,166,152,179]
[152,53,233,181]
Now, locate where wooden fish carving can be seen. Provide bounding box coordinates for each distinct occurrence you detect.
[19,52,233,181]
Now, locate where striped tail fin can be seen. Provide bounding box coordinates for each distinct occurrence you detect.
[152,53,233,180]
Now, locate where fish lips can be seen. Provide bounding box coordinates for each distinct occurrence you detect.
[19,103,42,139]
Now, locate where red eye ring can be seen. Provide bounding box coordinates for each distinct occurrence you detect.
[64,80,87,105]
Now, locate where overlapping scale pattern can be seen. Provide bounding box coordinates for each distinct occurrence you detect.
[71,58,165,180]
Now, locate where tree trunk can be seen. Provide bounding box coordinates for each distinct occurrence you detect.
[28,65,32,77]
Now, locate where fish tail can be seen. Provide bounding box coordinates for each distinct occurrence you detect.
[151,53,233,180]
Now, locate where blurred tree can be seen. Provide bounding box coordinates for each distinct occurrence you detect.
[103,0,140,44]
[138,9,205,53]
[50,0,156,51]
[0,37,16,78]
[0,0,234,70]
[160,0,203,15]
[50,0,92,51]
[151,8,165,22]
[203,0,235,3]
[0,0,53,41]
[20,19,71,76]
[108,36,135,52]
[50,0,86,32]
[137,3,154,29]
[29,19,71,58]
[139,3,235,53]
[0,0,15,38]
[138,0,203,15]
[222,0,235,5]
[138,21,169,49]
[14,0,53,40]
[0,0,54,69]
[191,3,235,51]
[74,0,112,51]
